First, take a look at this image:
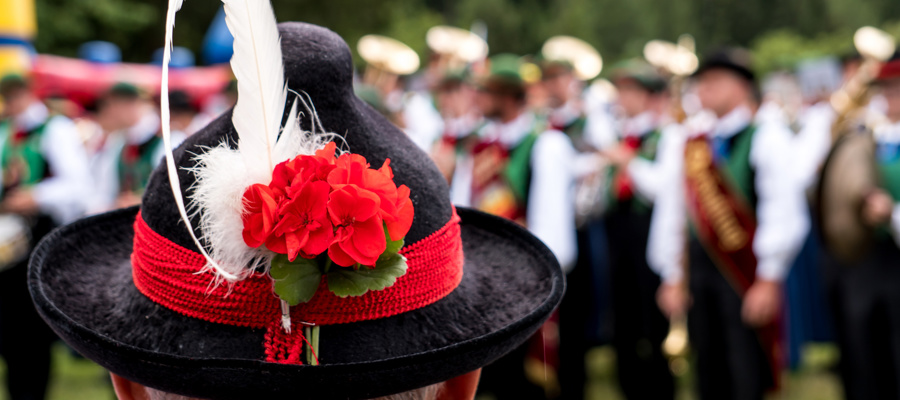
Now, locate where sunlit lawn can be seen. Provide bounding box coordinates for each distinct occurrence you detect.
[586,343,843,400]
[0,342,842,400]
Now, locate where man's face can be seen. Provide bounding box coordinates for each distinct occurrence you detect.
[883,78,900,122]
[542,68,575,108]
[1,88,33,118]
[615,79,651,118]
[476,87,501,119]
[437,83,476,118]
[102,97,143,131]
[696,69,747,117]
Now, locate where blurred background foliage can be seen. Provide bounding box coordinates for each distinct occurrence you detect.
[31,0,900,75]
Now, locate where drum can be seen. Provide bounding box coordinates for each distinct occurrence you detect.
[0,214,31,272]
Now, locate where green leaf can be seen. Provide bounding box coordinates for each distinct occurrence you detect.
[269,255,323,306]
[326,253,408,297]
[381,223,405,260]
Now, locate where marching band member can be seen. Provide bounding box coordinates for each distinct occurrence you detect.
[0,73,91,400]
[452,53,576,399]
[648,48,808,400]
[601,59,676,399]
[825,52,900,400]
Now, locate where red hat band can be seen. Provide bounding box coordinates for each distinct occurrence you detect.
[131,209,464,364]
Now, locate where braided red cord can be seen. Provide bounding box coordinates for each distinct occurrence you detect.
[131,209,464,363]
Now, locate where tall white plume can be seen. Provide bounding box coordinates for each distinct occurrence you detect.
[179,1,338,282]
[223,0,288,183]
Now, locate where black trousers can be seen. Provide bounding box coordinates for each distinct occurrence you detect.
[605,206,674,400]
[827,238,900,400]
[0,215,57,400]
[688,239,771,400]
[559,219,611,400]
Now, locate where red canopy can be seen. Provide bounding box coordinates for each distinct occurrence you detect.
[30,54,231,107]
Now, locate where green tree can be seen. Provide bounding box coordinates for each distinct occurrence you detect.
[29,0,900,70]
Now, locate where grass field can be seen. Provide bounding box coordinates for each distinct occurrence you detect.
[0,342,843,400]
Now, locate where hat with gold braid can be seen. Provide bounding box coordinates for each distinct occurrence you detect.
[27,1,564,399]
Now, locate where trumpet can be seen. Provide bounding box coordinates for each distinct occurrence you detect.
[644,34,699,124]
[830,27,897,140]
[643,35,699,375]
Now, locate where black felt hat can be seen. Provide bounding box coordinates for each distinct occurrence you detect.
[694,47,756,84]
[28,22,564,400]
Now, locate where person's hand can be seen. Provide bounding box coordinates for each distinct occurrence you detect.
[600,145,636,168]
[862,189,894,227]
[742,279,781,327]
[1,189,38,215]
[657,282,689,320]
[472,146,505,188]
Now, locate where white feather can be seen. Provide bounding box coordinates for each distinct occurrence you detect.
[163,0,342,283]
[160,0,238,281]
[222,0,288,182]
[189,101,333,281]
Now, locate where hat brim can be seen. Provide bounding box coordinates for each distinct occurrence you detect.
[29,206,564,399]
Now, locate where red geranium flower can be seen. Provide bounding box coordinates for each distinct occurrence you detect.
[327,184,386,267]
[241,183,281,248]
[270,142,339,196]
[265,179,334,261]
[327,156,414,241]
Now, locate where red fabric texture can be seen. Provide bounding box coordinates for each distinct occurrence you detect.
[614,136,642,200]
[131,208,464,364]
[879,59,900,81]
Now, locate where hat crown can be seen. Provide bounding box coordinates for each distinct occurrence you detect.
[141,22,452,256]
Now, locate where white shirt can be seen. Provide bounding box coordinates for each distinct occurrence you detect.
[793,102,837,190]
[647,106,809,284]
[1,102,92,224]
[449,112,577,270]
[627,122,686,203]
[403,92,444,152]
[87,129,186,215]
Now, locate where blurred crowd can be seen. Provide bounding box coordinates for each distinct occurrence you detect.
[2,22,900,400]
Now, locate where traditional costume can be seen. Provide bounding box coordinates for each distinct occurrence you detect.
[647,50,808,400]
[825,55,900,400]
[27,4,564,399]
[449,54,576,399]
[538,39,609,400]
[604,60,676,400]
[0,75,91,400]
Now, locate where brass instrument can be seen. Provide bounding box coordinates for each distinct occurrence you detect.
[357,34,420,90]
[643,36,699,375]
[830,27,896,140]
[426,25,489,71]
[818,27,896,265]
[644,35,699,123]
[540,35,603,81]
[540,36,607,225]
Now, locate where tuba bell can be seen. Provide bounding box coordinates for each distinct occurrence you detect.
[817,26,896,265]
[357,34,420,91]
